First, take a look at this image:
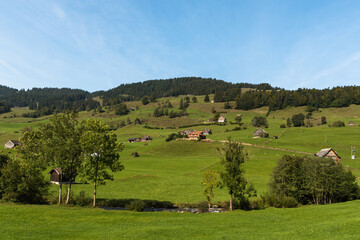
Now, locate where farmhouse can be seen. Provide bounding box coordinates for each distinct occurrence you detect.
[48,168,75,184]
[218,116,226,123]
[253,128,269,138]
[4,140,20,149]
[202,128,212,135]
[141,136,152,142]
[179,129,193,136]
[315,148,341,162]
[188,130,205,140]
[208,118,214,123]
[128,136,152,143]
[128,137,141,143]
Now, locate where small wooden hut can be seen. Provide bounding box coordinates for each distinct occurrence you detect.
[48,168,75,184]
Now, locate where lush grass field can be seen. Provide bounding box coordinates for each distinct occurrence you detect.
[1,98,360,203]
[1,96,360,239]
[0,201,359,239]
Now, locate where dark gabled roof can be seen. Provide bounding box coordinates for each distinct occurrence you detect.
[315,148,341,159]
[48,168,62,175]
[253,128,268,134]
[8,140,20,145]
[128,138,140,141]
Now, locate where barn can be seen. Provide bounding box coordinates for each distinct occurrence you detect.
[4,140,20,149]
[315,148,341,163]
[48,168,75,184]
[253,128,269,138]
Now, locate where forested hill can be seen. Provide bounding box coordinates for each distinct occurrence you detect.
[0,86,99,115]
[97,77,275,101]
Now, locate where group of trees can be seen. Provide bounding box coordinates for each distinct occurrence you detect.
[270,155,359,205]
[234,86,360,111]
[0,112,123,206]
[0,86,101,117]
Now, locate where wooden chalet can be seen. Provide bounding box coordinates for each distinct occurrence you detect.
[4,140,20,149]
[315,148,341,162]
[188,130,205,140]
[48,168,75,184]
[253,128,269,138]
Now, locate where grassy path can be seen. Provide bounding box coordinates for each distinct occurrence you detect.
[217,139,314,155]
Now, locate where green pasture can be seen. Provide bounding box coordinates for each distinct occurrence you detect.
[0,201,359,239]
[1,98,360,204]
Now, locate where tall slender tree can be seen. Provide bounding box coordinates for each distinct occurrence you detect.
[218,138,254,211]
[80,119,124,207]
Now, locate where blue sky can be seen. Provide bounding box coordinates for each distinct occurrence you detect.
[0,0,360,92]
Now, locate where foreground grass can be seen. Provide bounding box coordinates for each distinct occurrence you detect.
[0,201,359,239]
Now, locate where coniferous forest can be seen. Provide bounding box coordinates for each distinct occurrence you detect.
[1,77,360,116]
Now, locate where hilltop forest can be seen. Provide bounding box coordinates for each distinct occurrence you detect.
[1,77,360,116]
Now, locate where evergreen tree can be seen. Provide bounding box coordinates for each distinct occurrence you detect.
[204,94,210,102]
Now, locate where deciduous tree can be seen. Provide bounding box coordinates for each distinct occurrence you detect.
[80,119,124,207]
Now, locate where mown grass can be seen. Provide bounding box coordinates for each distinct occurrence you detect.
[1,97,360,239]
[0,201,359,240]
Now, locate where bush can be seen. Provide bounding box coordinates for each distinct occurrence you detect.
[74,191,92,207]
[280,124,286,128]
[197,201,209,213]
[125,200,146,212]
[263,193,298,208]
[291,113,305,127]
[332,120,345,127]
[252,116,268,127]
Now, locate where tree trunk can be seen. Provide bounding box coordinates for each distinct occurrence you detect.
[230,193,233,211]
[66,181,72,205]
[93,159,99,208]
[208,201,211,212]
[93,180,97,207]
[58,182,62,204]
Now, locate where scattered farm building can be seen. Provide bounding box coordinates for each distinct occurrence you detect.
[253,128,269,138]
[218,116,226,123]
[4,140,20,149]
[141,136,152,141]
[48,168,75,184]
[348,121,355,126]
[188,130,206,140]
[202,128,212,135]
[128,136,152,143]
[128,137,141,143]
[179,129,193,136]
[208,118,214,123]
[315,148,341,162]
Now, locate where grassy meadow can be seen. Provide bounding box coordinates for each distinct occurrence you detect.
[0,201,359,240]
[0,95,360,239]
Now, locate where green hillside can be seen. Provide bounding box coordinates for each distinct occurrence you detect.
[1,95,359,203]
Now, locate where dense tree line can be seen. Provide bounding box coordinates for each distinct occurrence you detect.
[235,86,360,110]
[0,86,100,116]
[98,77,274,102]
